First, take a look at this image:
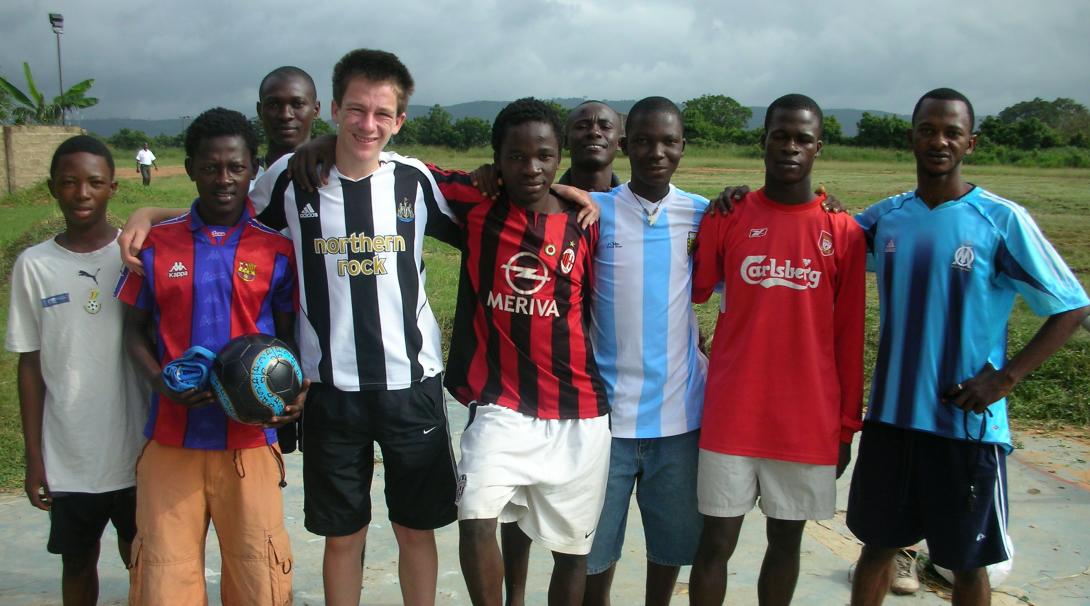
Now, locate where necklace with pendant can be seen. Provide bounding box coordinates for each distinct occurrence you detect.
[633,193,665,226]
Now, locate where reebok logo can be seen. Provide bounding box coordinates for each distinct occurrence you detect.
[299,203,318,219]
[749,228,768,238]
[168,261,189,279]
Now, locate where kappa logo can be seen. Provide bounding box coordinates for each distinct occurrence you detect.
[299,203,318,219]
[237,260,257,282]
[819,230,834,257]
[168,261,189,279]
[952,244,975,272]
[749,228,768,238]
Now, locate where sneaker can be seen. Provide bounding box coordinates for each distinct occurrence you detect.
[890,549,920,595]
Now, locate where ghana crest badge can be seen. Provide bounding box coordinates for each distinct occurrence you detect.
[84,288,101,314]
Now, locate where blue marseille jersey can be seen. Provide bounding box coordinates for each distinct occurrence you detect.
[856,187,1089,450]
[591,183,710,438]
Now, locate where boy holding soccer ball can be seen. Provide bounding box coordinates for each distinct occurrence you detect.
[115,107,306,605]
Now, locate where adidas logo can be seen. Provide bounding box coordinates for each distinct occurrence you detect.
[885,239,896,253]
[168,261,189,279]
[299,203,318,219]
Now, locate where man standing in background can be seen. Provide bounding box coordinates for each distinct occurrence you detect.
[135,142,156,186]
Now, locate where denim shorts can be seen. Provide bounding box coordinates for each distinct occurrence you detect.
[587,430,703,574]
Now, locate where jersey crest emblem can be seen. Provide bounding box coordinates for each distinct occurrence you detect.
[168,261,189,279]
[560,246,576,274]
[237,260,257,282]
[688,231,698,255]
[818,230,834,256]
[544,243,557,256]
[84,288,101,314]
[952,244,975,272]
[397,197,415,222]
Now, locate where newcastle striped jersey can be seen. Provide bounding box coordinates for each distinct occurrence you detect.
[250,152,460,391]
[429,167,610,420]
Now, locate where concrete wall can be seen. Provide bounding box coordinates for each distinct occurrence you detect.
[2,125,85,195]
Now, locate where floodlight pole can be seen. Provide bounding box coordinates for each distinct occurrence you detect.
[49,13,64,125]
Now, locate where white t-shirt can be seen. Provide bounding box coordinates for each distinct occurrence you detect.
[135,149,156,165]
[5,235,148,493]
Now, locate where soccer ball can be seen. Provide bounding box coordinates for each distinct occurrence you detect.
[210,333,303,425]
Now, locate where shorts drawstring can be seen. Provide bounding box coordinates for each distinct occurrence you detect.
[268,444,287,488]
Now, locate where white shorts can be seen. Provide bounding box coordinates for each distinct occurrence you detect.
[697,450,836,520]
[456,403,611,555]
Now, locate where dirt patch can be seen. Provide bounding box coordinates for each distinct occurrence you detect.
[117,166,187,180]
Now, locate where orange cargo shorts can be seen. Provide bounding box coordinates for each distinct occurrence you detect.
[128,440,293,606]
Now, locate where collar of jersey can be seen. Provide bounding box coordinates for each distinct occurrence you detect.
[186,198,253,232]
[910,184,979,211]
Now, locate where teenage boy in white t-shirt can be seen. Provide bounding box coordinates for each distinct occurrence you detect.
[6,135,148,605]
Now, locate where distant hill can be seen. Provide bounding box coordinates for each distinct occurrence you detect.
[77,100,909,138]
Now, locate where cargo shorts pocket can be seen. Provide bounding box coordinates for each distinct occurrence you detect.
[266,528,294,605]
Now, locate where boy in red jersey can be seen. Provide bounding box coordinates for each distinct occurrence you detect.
[115,108,304,605]
[687,94,866,606]
[427,98,610,606]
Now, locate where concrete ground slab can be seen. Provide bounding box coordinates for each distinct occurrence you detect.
[1,403,1088,604]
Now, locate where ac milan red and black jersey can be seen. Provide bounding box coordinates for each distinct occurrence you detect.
[429,166,609,420]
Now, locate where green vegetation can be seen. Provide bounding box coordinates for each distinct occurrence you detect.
[0,61,98,125]
[0,147,1087,489]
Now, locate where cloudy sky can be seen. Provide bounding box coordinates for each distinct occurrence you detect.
[2,0,1088,121]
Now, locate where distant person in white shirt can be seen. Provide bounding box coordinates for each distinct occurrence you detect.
[135,143,157,186]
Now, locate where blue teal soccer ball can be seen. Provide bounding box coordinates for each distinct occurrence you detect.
[210,333,303,425]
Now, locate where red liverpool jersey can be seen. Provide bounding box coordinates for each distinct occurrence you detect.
[430,166,609,420]
[692,189,866,465]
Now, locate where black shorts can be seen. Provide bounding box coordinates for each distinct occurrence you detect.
[846,422,1012,570]
[302,376,458,536]
[47,487,137,555]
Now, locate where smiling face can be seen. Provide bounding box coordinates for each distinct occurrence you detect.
[911,98,976,178]
[495,121,561,207]
[49,152,117,231]
[566,102,621,170]
[622,110,685,198]
[762,107,822,186]
[258,73,319,151]
[185,135,253,224]
[331,76,405,178]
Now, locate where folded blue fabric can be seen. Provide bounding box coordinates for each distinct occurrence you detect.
[161,346,216,393]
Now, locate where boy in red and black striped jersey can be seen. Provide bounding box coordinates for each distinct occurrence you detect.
[428,98,611,605]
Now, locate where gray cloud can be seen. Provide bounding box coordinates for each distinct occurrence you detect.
[2,0,1087,121]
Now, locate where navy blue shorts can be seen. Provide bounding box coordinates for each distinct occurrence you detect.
[48,487,137,555]
[846,422,1013,571]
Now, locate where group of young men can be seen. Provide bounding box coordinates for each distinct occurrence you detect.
[9,46,1089,606]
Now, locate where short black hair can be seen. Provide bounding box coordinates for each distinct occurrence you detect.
[912,88,975,130]
[332,49,414,113]
[50,135,115,177]
[491,97,564,153]
[259,66,317,100]
[626,96,682,133]
[184,107,258,162]
[765,94,824,135]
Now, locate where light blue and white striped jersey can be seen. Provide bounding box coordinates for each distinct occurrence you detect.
[591,183,710,438]
[856,186,1088,450]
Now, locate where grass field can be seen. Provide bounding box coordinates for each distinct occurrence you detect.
[0,144,1087,489]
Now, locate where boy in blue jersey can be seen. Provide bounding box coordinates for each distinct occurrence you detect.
[847,89,1090,606]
